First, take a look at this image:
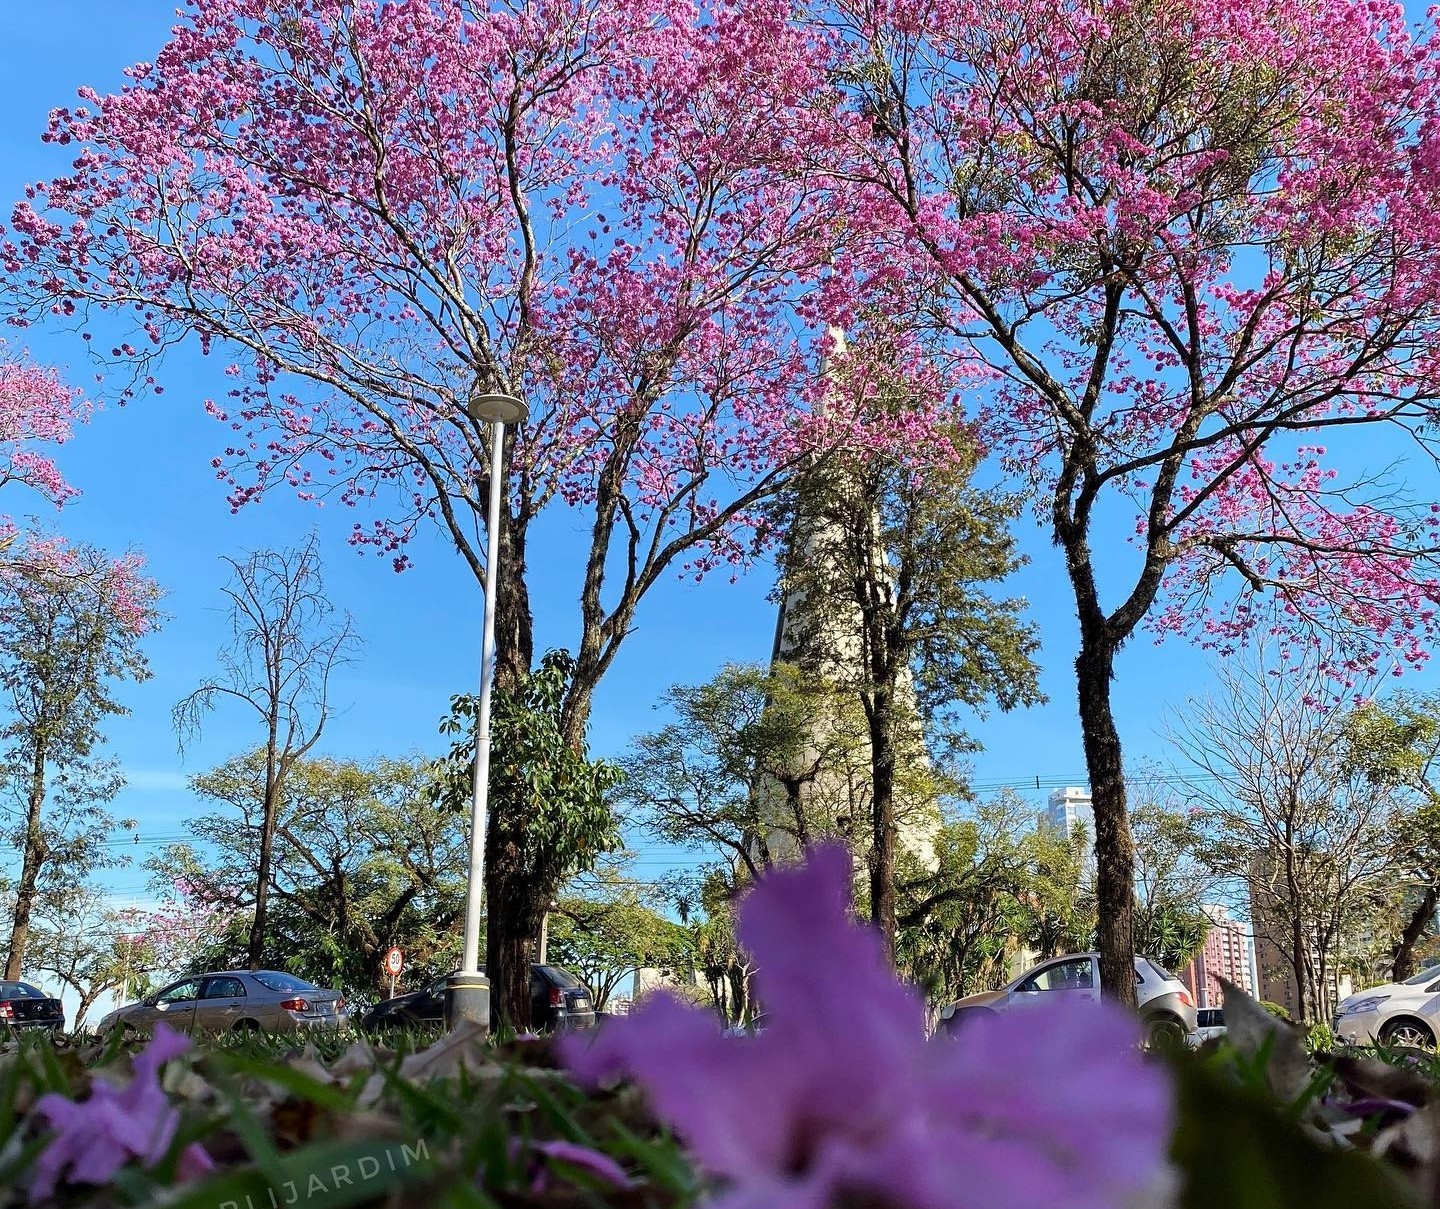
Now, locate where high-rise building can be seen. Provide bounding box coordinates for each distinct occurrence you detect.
[1178,905,1254,1008]
[1043,786,1093,835]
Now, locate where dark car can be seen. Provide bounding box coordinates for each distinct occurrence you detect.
[0,980,65,1032]
[360,965,596,1033]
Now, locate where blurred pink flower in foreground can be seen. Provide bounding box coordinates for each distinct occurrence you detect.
[28,1023,213,1200]
[565,843,1172,1209]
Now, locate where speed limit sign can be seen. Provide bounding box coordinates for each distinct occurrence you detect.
[383,946,403,977]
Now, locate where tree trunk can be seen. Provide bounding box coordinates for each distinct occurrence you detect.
[1391,885,1440,982]
[483,483,537,1032]
[1074,630,1138,1008]
[485,825,543,1030]
[868,688,898,963]
[5,748,50,980]
[249,724,281,970]
[487,865,540,1031]
[1283,834,1309,1024]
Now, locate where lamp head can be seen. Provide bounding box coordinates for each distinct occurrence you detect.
[467,392,528,426]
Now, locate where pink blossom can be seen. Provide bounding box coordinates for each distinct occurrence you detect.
[564,844,1171,1209]
[27,1024,213,1200]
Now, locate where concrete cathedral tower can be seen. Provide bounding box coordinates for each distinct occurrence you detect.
[756,329,940,869]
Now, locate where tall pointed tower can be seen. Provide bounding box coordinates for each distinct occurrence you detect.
[755,330,940,869]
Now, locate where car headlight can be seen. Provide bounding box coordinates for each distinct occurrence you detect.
[1338,995,1390,1016]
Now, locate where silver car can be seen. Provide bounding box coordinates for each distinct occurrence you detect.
[97,970,348,1036]
[1334,965,1440,1048]
[937,953,1198,1046]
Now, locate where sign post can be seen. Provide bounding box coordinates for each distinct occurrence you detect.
[382,946,404,998]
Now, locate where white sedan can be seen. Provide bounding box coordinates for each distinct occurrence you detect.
[1333,965,1440,1048]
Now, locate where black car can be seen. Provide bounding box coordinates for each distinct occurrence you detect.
[360,965,596,1033]
[0,981,65,1032]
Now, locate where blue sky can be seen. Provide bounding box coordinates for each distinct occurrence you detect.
[2,2,1438,921]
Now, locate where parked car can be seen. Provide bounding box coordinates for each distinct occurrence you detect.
[722,1013,768,1038]
[0,980,64,1033]
[1188,1007,1227,1046]
[937,953,1197,1046]
[96,970,347,1036]
[1333,965,1440,1048]
[360,965,596,1033]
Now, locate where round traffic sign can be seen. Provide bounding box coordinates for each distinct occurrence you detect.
[382,946,403,976]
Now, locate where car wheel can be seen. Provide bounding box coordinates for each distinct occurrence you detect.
[1144,1015,1188,1051]
[1380,1018,1436,1049]
[230,1019,262,1035]
[941,1007,997,1037]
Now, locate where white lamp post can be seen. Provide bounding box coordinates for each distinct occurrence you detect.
[446,391,528,1032]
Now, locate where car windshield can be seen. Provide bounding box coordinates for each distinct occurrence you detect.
[251,972,317,993]
[1401,965,1440,986]
[1140,957,1180,982]
[0,982,44,998]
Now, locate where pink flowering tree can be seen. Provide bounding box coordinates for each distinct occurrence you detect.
[123,879,241,982]
[0,0,941,1024]
[0,350,88,556]
[812,0,1440,1002]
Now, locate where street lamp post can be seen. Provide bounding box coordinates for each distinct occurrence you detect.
[446,391,528,1033]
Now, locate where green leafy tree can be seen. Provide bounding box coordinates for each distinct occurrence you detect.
[776,403,1042,955]
[26,885,153,1030]
[1019,815,1098,961]
[548,864,689,1012]
[150,753,466,996]
[1130,796,1216,973]
[894,797,1034,1005]
[0,539,159,979]
[433,650,623,1030]
[1340,694,1440,980]
[619,662,876,878]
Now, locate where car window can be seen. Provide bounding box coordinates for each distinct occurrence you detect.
[1197,1009,1223,1028]
[202,976,245,999]
[156,980,200,1005]
[538,965,582,988]
[0,982,44,999]
[251,972,317,993]
[1018,958,1094,992]
[1141,957,1181,982]
[1402,964,1440,986]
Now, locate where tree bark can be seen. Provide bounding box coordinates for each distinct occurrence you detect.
[487,849,542,1030]
[482,455,539,1031]
[1074,629,1139,1008]
[1392,885,1440,982]
[248,726,281,970]
[5,747,50,980]
[867,687,898,962]
[1283,826,1309,1024]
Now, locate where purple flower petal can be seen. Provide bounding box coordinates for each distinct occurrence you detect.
[26,1021,195,1200]
[567,992,810,1176]
[176,1142,216,1183]
[132,1023,190,1082]
[563,845,1176,1209]
[533,1140,634,1188]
